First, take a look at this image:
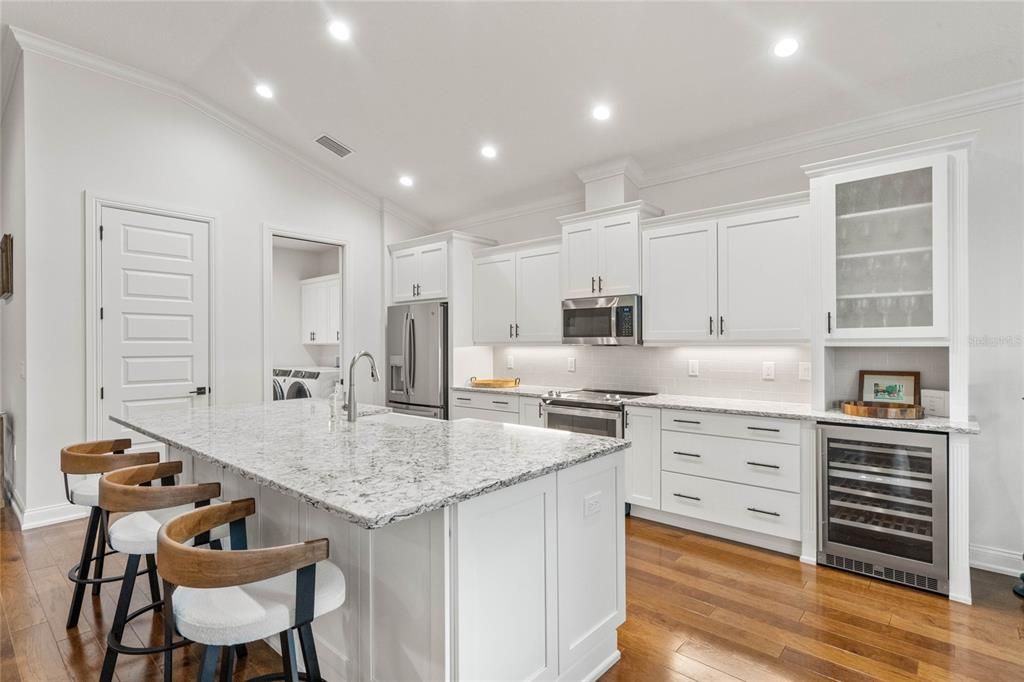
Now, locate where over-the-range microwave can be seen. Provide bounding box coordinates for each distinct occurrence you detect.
[562,295,641,345]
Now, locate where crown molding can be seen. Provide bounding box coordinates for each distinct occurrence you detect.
[802,130,977,177]
[641,191,809,228]
[6,26,383,210]
[575,156,645,186]
[444,190,584,232]
[557,199,663,225]
[381,199,434,234]
[642,80,1023,188]
[387,229,496,253]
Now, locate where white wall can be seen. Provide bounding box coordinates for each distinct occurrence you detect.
[451,102,1024,573]
[271,243,339,368]
[10,49,403,522]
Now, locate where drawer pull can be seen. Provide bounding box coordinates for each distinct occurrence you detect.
[747,507,781,517]
[747,426,781,433]
[673,419,702,425]
[673,451,702,458]
[747,461,780,469]
[673,493,701,502]
[455,397,471,402]
[492,400,510,405]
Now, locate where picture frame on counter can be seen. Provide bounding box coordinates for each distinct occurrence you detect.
[858,370,921,406]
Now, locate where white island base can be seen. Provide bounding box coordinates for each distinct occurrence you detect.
[178,448,625,682]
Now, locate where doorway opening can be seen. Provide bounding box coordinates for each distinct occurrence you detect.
[267,235,345,402]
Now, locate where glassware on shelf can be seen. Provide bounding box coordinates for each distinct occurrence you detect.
[900,295,918,326]
[867,256,883,293]
[877,296,895,328]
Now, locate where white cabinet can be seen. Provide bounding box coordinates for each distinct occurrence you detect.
[623,406,660,509]
[641,201,810,343]
[391,241,448,302]
[473,241,561,344]
[300,275,340,345]
[642,220,718,341]
[717,205,810,340]
[520,397,544,428]
[559,201,661,300]
[808,152,954,341]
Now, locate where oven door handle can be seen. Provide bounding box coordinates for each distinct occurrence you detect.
[541,403,623,435]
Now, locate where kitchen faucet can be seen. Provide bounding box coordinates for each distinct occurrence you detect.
[347,351,380,422]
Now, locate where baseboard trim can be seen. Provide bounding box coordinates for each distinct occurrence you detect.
[5,482,26,526]
[970,544,1023,577]
[20,501,90,530]
[629,505,801,557]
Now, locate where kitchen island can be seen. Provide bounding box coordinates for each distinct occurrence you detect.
[112,399,629,682]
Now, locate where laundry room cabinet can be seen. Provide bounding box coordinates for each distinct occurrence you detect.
[300,275,340,345]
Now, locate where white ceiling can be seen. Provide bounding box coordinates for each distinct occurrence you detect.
[4,2,1022,226]
[272,236,336,253]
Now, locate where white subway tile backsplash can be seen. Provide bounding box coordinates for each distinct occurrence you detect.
[488,345,812,402]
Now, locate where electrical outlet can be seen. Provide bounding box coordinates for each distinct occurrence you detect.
[506,353,514,369]
[567,357,576,372]
[584,492,601,517]
[799,362,812,381]
[761,361,775,381]
[688,359,699,377]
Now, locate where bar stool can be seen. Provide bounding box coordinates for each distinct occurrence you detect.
[60,438,160,629]
[157,498,346,682]
[98,460,226,682]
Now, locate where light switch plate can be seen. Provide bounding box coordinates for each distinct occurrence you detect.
[567,357,576,372]
[688,359,699,377]
[799,362,812,381]
[506,354,514,369]
[762,361,775,381]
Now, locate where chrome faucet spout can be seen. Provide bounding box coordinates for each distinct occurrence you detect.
[347,351,380,422]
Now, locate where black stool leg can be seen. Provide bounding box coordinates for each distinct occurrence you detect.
[234,643,248,659]
[297,624,321,682]
[163,580,175,682]
[66,506,101,629]
[198,645,221,682]
[280,630,299,682]
[1015,572,1024,598]
[92,521,107,597]
[145,554,162,612]
[219,645,235,682]
[100,553,140,682]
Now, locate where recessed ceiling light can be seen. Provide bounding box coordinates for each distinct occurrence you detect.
[399,175,415,187]
[480,144,498,159]
[592,104,611,121]
[254,82,274,99]
[773,37,799,57]
[328,20,351,42]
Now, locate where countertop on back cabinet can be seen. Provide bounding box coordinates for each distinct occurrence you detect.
[451,384,575,398]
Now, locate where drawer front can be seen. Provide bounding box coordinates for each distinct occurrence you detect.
[451,391,520,413]
[661,472,800,540]
[661,431,800,493]
[661,409,800,444]
[450,405,519,424]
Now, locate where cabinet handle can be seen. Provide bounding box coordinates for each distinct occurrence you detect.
[509,323,513,339]
[673,451,702,458]
[747,461,780,469]
[598,276,603,292]
[747,426,781,433]
[492,400,509,406]
[455,397,471,402]
[336,331,340,341]
[673,419,701,425]
[591,276,596,293]
[311,331,316,342]
[747,507,781,517]
[538,402,542,419]
[709,316,713,336]
[719,316,724,335]
[827,311,832,334]
[515,323,519,338]
[673,493,701,502]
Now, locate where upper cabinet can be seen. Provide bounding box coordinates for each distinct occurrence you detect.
[474,240,561,344]
[391,241,448,302]
[805,137,969,343]
[559,201,662,299]
[300,275,340,345]
[642,200,811,343]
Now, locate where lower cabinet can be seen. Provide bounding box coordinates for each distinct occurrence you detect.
[451,391,520,424]
[624,406,661,508]
[520,397,544,427]
[661,471,800,540]
[451,405,519,424]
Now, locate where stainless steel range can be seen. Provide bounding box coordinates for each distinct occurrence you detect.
[540,389,656,438]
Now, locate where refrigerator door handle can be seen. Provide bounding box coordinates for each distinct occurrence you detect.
[401,312,411,395]
[408,316,417,390]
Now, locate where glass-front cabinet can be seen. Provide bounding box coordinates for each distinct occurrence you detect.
[816,154,950,341]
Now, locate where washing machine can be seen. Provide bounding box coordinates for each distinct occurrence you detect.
[285,368,341,399]
[272,369,292,401]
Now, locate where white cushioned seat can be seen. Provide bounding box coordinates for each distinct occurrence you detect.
[69,475,100,507]
[172,560,346,646]
[108,502,229,555]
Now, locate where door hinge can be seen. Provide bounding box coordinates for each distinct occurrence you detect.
[100,387,104,400]
[99,224,104,240]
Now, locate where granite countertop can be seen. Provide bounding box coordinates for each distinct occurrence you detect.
[451,384,573,398]
[111,399,628,530]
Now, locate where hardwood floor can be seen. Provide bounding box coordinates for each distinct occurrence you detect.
[2,506,1021,681]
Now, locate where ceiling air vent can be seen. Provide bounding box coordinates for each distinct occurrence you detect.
[315,134,353,159]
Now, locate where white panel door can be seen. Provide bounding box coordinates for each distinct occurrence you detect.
[718,206,810,340]
[515,245,561,343]
[561,221,599,299]
[642,220,718,341]
[391,247,419,303]
[100,206,209,441]
[596,213,640,295]
[415,242,448,300]
[519,398,544,428]
[473,254,516,343]
[457,474,558,681]
[624,406,661,508]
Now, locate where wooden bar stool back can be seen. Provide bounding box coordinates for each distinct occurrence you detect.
[97,461,223,682]
[60,438,159,629]
[158,499,347,682]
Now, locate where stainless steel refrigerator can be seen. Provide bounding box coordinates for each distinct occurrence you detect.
[386,301,448,419]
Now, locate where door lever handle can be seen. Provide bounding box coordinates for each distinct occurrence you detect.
[189,387,207,396]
